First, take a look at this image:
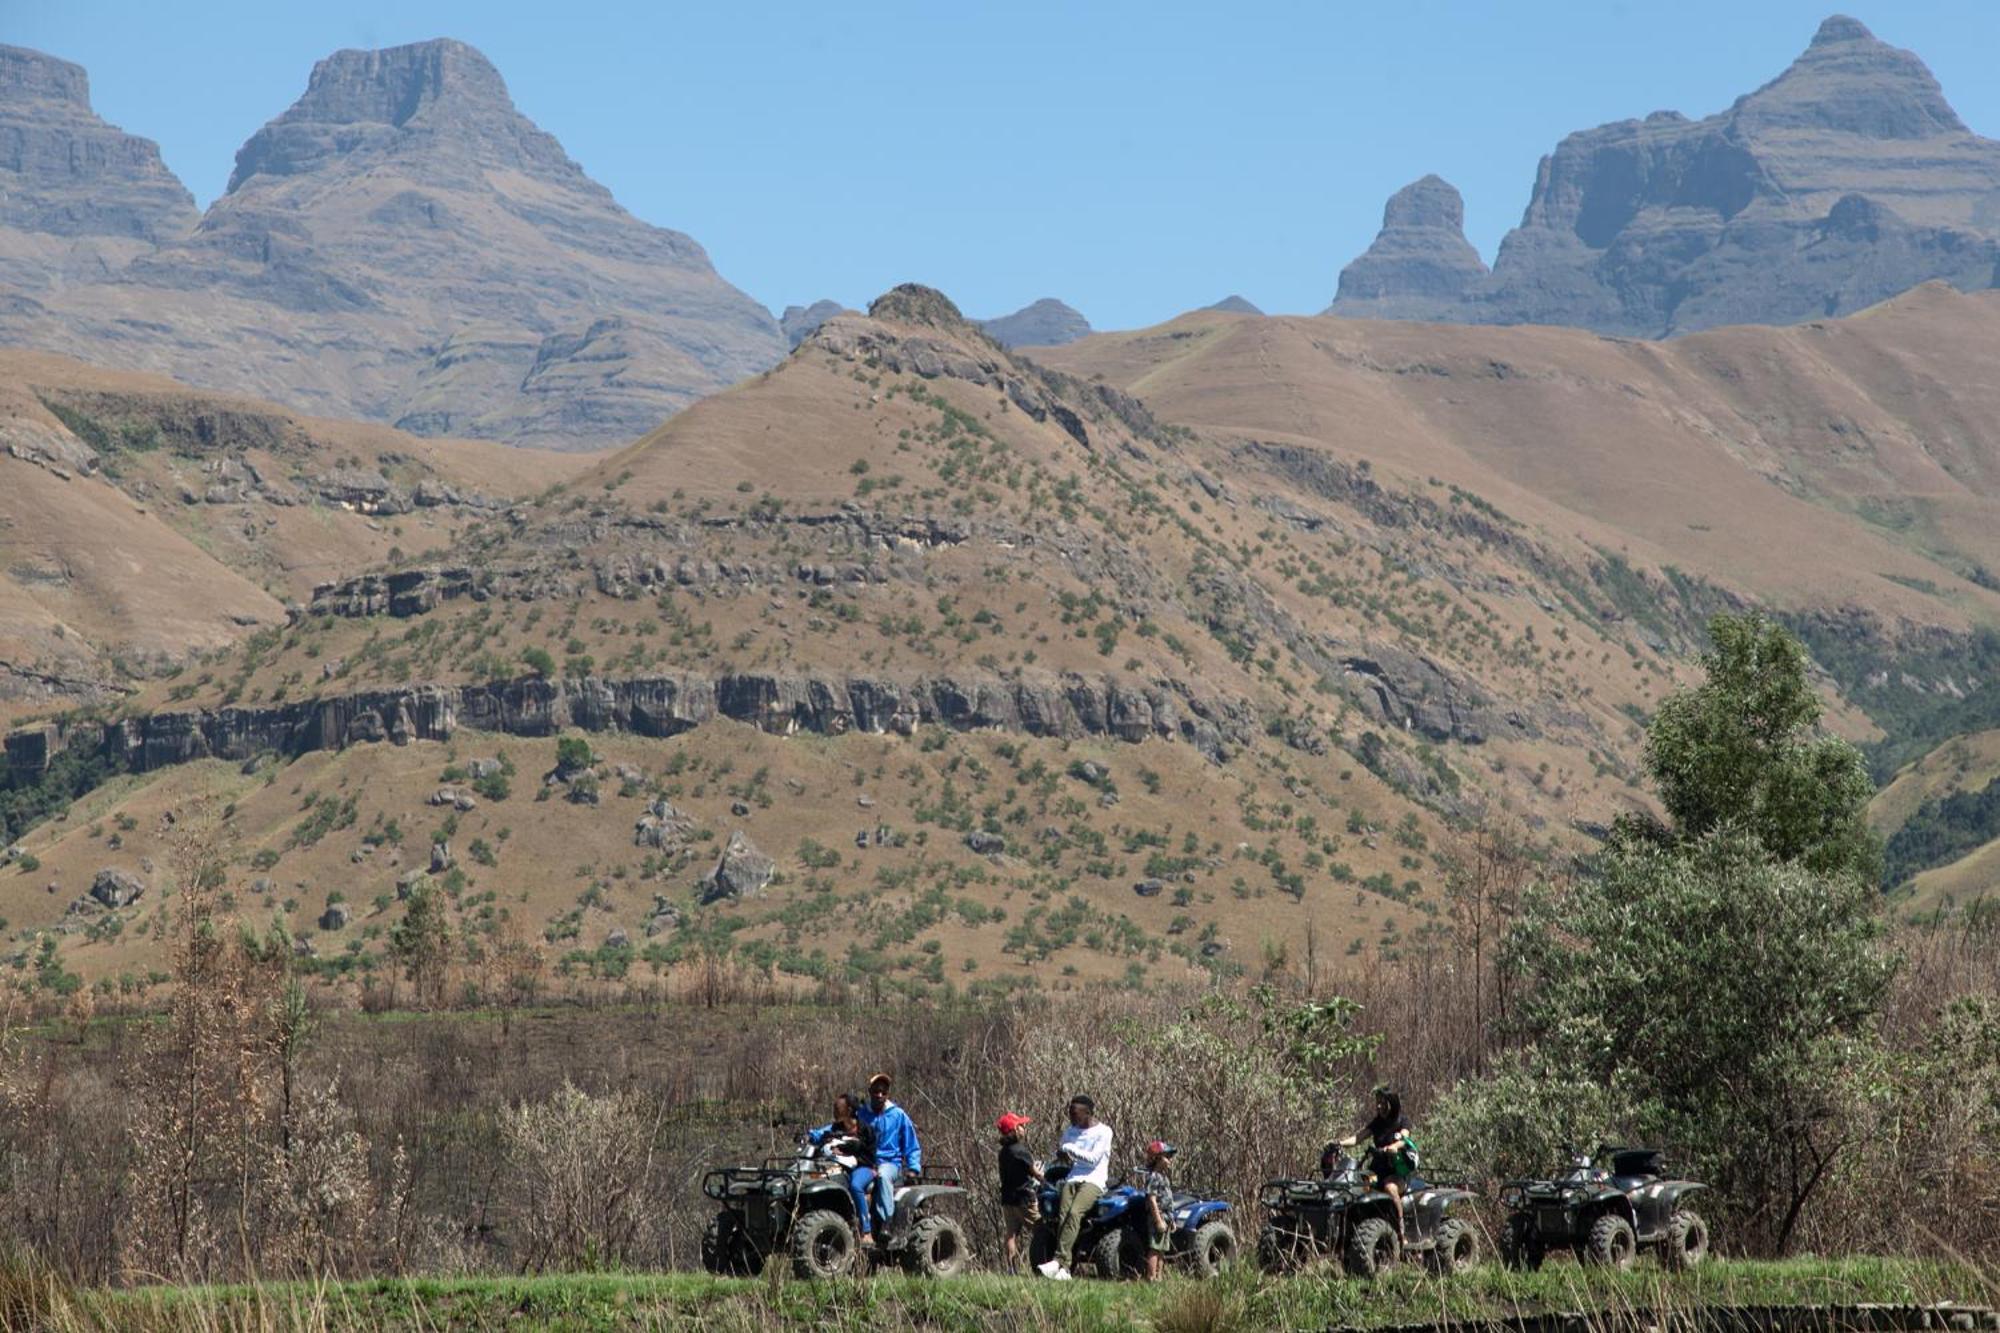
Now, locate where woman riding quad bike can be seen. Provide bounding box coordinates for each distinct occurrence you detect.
[1341,1086,1419,1238]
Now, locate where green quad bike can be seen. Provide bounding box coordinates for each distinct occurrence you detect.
[701,1134,972,1279]
[1257,1142,1482,1278]
[1499,1144,1711,1271]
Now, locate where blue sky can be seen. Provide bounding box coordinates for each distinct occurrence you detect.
[9,1,1999,329]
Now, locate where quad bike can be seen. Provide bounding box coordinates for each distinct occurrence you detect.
[1258,1143,1482,1277]
[1028,1159,1239,1279]
[700,1133,972,1279]
[1499,1144,1711,1271]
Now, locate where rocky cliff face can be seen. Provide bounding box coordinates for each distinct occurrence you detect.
[979,298,1092,348]
[1329,16,2000,334]
[0,45,198,291]
[0,39,784,449]
[6,670,1255,781]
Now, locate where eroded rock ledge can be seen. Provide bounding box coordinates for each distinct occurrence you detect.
[6,671,1256,779]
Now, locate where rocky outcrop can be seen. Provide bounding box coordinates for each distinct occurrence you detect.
[700,831,773,904]
[89,867,146,909]
[10,670,1257,785]
[1331,176,1490,319]
[0,39,783,448]
[1339,643,1524,746]
[1327,17,2000,335]
[0,45,198,291]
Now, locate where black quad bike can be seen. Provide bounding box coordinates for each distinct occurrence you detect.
[1499,1145,1711,1271]
[1257,1144,1482,1277]
[701,1135,972,1279]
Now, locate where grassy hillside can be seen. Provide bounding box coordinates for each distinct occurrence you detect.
[18,284,2000,989]
[0,349,591,726]
[1,286,1710,988]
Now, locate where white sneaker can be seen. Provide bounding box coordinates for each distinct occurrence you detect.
[1036,1259,1061,1278]
[1052,1265,1073,1281]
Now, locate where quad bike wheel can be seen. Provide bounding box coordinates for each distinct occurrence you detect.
[1089,1226,1139,1279]
[1256,1223,1296,1275]
[1662,1209,1710,1270]
[1345,1216,1401,1278]
[1189,1220,1238,1278]
[903,1215,970,1278]
[701,1210,762,1276]
[1499,1225,1544,1271]
[790,1209,858,1279]
[1584,1213,1637,1270]
[1427,1217,1478,1275]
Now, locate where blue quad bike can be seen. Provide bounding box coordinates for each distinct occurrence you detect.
[1499,1144,1712,1271]
[1028,1160,1239,1279]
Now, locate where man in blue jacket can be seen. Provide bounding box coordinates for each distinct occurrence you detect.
[855,1071,921,1238]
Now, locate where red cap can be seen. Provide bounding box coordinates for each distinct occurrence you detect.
[1147,1140,1175,1157]
[997,1113,1032,1135]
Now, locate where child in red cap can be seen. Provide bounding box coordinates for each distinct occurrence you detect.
[996,1112,1041,1272]
[1142,1140,1178,1280]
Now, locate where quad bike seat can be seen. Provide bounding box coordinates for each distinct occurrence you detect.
[1607,1147,1665,1187]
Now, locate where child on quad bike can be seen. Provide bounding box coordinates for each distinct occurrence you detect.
[1343,1086,1419,1238]
[806,1092,872,1166]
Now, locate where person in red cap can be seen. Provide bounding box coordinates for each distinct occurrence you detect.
[995,1111,1042,1272]
[1141,1140,1178,1280]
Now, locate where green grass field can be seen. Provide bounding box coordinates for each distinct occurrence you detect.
[29,1257,1990,1332]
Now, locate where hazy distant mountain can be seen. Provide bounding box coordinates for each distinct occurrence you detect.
[780,300,849,348]
[1329,16,2000,335]
[979,298,1091,348]
[1204,295,1263,314]
[0,46,198,291]
[0,39,784,449]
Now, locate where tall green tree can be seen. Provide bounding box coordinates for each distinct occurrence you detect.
[1643,614,1880,882]
[1434,616,1894,1252]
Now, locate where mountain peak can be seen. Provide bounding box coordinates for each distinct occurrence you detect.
[1383,174,1467,231]
[1737,14,1966,139]
[1205,295,1263,315]
[1810,15,1874,48]
[979,297,1092,348]
[0,45,91,110]
[869,284,974,331]
[226,37,575,192]
[1329,176,1488,316]
[0,45,196,260]
[292,39,509,128]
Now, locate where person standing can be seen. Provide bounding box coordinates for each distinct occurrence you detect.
[995,1112,1041,1273]
[1038,1094,1112,1280]
[1140,1140,1177,1280]
[856,1072,921,1239]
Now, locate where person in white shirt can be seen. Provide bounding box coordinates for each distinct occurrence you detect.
[1037,1094,1113,1279]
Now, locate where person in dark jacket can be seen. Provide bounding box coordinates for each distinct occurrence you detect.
[995,1112,1041,1272]
[1344,1085,1416,1237]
